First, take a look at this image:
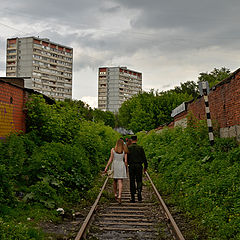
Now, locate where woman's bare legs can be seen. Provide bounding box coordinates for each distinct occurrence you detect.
[118,179,123,200]
[113,179,118,199]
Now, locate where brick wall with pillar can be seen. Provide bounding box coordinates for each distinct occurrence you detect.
[164,68,240,141]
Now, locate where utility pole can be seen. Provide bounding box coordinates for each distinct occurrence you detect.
[199,81,214,146]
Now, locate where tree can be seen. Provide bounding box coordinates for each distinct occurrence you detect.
[118,89,192,133]
[174,81,199,99]
[198,67,231,88]
[92,109,116,128]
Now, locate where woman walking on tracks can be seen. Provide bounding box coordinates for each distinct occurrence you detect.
[105,139,128,204]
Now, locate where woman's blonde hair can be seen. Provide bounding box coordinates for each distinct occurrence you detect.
[114,139,128,153]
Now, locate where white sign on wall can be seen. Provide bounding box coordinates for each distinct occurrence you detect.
[171,102,186,117]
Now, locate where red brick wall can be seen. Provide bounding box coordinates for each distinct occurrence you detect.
[173,69,240,128]
[209,71,240,127]
[0,81,26,138]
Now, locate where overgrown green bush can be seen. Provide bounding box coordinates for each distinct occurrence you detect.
[0,164,15,205]
[0,217,44,240]
[0,94,119,239]
[138,123,240,240]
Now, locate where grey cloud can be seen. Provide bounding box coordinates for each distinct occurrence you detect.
[114,0,240,48]
[1,0,240,101]
[2,0,240,56]
[100,5,121,13]
[37,29,79,47]
[1,0,104,29]
[115,0,240,28]
[161,84,171,89]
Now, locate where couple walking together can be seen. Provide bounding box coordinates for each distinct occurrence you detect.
[104,135,148,204]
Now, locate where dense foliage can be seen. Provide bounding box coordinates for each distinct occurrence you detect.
[173,80,199,99]
[118,90,193,133]
[26,97,116,135]
[92,108,116,128]
[0,95,119,239]
[198,67,231,88]
[138,121,240,240]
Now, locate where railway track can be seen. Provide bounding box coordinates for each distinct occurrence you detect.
[75,172,185,240]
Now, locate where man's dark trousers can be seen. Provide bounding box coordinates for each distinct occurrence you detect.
[129,164,143,201]
[128,141,147,202]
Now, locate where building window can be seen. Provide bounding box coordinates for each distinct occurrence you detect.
[7,49,16,54]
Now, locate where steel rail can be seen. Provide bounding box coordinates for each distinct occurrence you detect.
[145,171,185,240]
[75,176,109,240]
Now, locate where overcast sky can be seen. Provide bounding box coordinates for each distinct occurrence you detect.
[1,0,240,108]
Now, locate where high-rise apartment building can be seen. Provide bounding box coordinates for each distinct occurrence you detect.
[6,37,73,100]
[98,66,142,112]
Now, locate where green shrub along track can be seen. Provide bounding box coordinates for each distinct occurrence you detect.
[137,123,240,240]
[0,95,120,240]
[1,94,239,239]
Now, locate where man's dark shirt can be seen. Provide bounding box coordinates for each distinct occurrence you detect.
[128,143,148,169]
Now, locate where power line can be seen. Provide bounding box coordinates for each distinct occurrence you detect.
[0,21,28,35]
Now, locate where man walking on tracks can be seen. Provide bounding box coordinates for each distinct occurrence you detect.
[127,135,148,203]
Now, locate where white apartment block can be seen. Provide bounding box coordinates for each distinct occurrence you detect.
[6,37,73,100]
[98,67,142,112]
